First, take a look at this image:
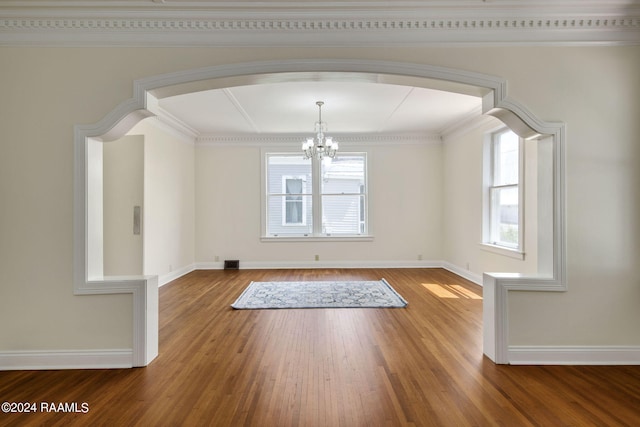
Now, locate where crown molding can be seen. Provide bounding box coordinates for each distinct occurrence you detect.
[152,108,199,141]
[440,105,498,141]
[2,1,639,13]
[142,116,197,145]
[1,2,639,46]
[196,133,441,146]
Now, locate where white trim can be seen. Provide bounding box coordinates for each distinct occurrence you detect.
[196,260,484,280]
[158,263,197,287]
[151,261,482,285]
[439,106,492,141]
[261,235,374,242]
[0,349,133,371]
[479,242,525,260]
[0,3,638,47]
[197,133,441,146]
[509,346,640,365]
[72,277,159,368]
[144,93,198,141]
[148,112,198,143]
[481,88,567,364]
[75,110,160,368]
[196,259,444,270]
[441,261,483,286]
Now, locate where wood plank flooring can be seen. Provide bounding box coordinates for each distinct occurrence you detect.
[1,268,640,426]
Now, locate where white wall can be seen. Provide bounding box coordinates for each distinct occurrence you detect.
[195,142,443,266]
[128,119,196,280]
[103,135,144,276]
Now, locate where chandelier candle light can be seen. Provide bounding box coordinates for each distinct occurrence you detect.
[302,101,339,160]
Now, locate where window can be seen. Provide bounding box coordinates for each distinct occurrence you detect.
[483,129,523,254]
[265,152,367,238]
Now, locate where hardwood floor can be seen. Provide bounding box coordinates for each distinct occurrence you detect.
[1,268,640,426]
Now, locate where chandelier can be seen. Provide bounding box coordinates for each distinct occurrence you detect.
[302,101,339,160]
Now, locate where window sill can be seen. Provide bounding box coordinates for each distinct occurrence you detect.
[261,235,374,243]
[479,243,525,260]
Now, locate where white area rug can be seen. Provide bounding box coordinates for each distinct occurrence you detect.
[231,279,408,309]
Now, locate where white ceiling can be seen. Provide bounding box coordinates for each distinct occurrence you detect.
[157,81,482,139]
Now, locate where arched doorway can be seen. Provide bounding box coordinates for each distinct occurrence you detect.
[74,59,566,366]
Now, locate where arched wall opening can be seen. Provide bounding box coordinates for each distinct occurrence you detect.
[74,59,566,367]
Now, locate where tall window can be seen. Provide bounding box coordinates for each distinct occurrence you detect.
[265,153,367,237]
[484,129,522,251]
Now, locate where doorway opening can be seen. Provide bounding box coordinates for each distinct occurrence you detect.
[74,59,565,366]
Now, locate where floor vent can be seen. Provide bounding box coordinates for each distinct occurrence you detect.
[224,260,240,270]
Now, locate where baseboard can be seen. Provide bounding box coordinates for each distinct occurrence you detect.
[196,259,444,270]
[509,346,640,365]
[0,349,133,371]
[440,261,483,285]
[194,260,483,284]
[158,263,196,287]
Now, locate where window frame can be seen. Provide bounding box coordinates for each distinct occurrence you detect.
[262,149,372,241]
[481,127,525,259]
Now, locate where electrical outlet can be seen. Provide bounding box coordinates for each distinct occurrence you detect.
[418,254,423,261]
[215,255,219,262]
[315,254,320,261]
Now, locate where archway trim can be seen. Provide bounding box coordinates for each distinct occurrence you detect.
[74,59,566,366]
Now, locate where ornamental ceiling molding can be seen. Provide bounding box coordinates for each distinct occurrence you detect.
[1,3,639,46]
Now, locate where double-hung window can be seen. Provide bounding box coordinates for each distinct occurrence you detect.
[264,152,367,238]
[483,129,523,254]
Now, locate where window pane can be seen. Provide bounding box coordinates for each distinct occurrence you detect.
[267,155,312,194]
[266,155,312,236]
[285,178,304,224]
[495,131,519,186]
[285,178,303,194]
[268,195,313,235]
[490,186,519,247]
[321,155,365,194]
[321,195,365,235]
[320,154,366,235]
